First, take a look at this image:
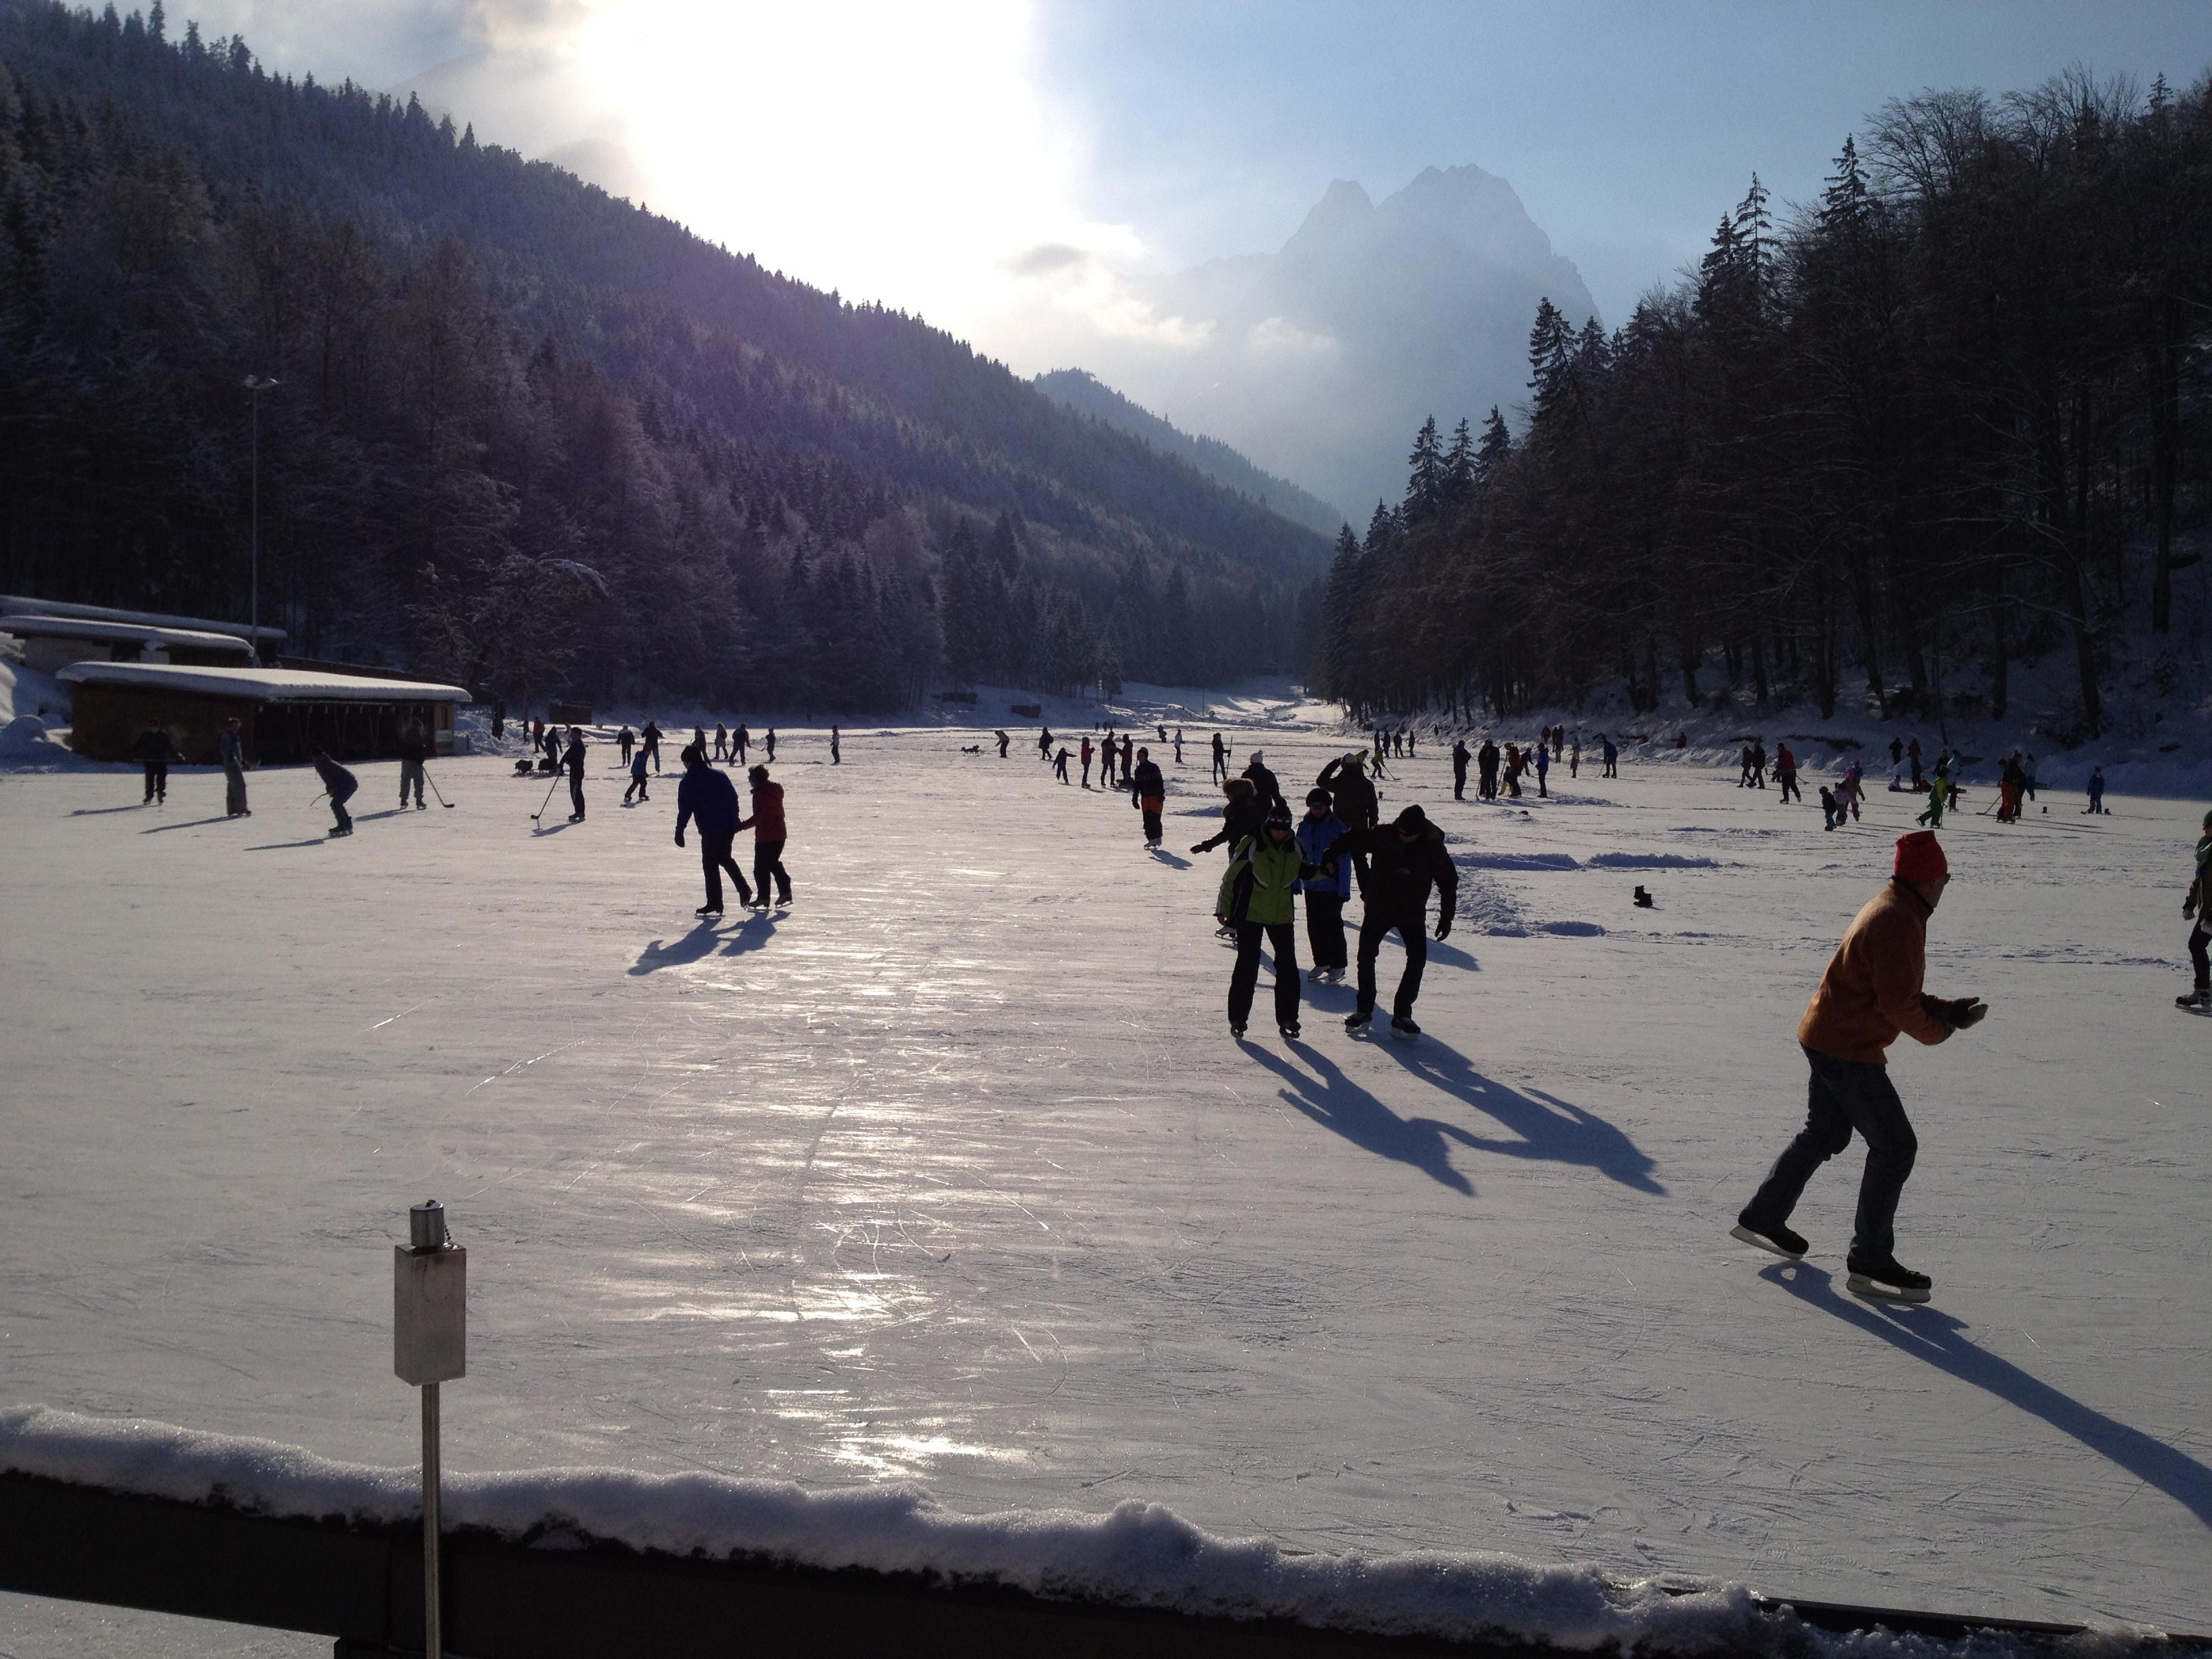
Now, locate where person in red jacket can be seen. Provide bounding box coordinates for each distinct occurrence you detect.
[736,764,792,909]
[1732,831,1987,1302]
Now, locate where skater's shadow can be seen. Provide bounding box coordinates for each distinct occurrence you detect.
[1376,1036,1664,1193]
[1243,1043,1477,1195]
[1149,848,1193,870]
[718,912,779,957]
[141,815,232,833]
[630,920,721,975]
[356,808,411,821]
[1761,1262,2212,1528]
[71,804,154,816]
[246,838,329,851]
[532,819,576,836]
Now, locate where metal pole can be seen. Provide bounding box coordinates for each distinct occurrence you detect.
[422,1378,442,1659]
[249,388,258,661]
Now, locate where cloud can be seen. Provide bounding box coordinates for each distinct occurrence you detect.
[436,0,596,54]
[1002,240,1212,350]
[1006,243,1090,278]
[1246,315,1337,356]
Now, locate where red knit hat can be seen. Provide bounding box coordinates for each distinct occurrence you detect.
[1893,830,1948,884]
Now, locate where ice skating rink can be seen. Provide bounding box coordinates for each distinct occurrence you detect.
[2,718,2207,1645]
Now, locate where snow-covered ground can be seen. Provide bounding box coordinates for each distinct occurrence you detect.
[1,694,2207,1653]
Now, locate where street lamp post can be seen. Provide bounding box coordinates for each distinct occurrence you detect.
[243,376,279,663]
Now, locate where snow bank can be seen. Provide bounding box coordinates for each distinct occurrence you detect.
[0,1404,2024,1656]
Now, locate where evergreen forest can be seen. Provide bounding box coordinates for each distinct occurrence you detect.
[1319,72,2212,741]
[0,0,1330,714]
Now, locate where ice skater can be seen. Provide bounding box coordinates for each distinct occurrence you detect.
[1534,740,1549,798]
[1131,746,1166,846]
[1774,743,1801,804]
[132,721,175,804]
[830,726,841,766]
[624,745,651,804]
[397,720,429,810]
[1172,729,1184,766]
[2085,766,2106,814]
[1080,735,1094,788]
[1601,735,1618,779]
[1326,804,1458,1039]
[310,747,358,836]
[1242,750,1282,813]
[1317,752,1378,834]
[1211,731,1229,783]
[1477,738,1499,799]
[1296,787,1351,979]
[1218,804,1320,1039]
[1054,746,1071,783]
[735,724,750,766]
[996,729,1010,758]
[737,764,792,907]
[564,728,588,821]
[617,725,634,766]
[641,720,663,773]
[674,745,753,916]
[219,716,250,817]
[1732,831,1988,1303]
[713,722,729,762]
[1452,737,1470,800]
[2179,808,2211,1010]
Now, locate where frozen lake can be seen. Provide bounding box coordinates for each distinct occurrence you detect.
[2,709,2207,1645]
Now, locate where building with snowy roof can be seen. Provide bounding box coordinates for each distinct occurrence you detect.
[0,613,257,675]
[58,663,469,765]
[0,596,284,655]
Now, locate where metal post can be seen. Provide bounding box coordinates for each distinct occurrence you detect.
[394,1199,464,1659]
[243,376,279,664]
[422,1379,441,1659]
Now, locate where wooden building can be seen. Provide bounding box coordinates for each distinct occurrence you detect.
[58,664,469,765]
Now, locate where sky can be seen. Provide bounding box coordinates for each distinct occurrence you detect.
[173,0,2212,371]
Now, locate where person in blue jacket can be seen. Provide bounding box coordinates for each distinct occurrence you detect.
[624,745,651,804]
[1296,787,1351,981]
[310,748,358,836]
[673,744,752,916]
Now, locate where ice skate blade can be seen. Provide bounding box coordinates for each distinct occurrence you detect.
[1847,1272,1931,1305]
[1729,1223,1804,1260]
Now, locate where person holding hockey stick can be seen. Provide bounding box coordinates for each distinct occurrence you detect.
[1732,830,1987,1302]
[310,747,359,836]
[673,745,752,916]
[563,727,588,821]
[1327,804,1458,1039]
[2179,808,2211,1010]
[1218,803,1322,1040]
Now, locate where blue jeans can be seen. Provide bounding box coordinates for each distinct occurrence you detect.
[1745,1046,1919,1263]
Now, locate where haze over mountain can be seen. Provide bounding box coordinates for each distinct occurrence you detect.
[1067,165,1599,519]
[1032,370,1346,538]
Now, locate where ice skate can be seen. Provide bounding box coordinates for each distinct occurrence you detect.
[1277,1023,1300,1041]
[1229,1021,1247,1039]
[1846,1255,1932,1304]
[695,905,722,918]
[2178,986,2211,1011]
[1730,1216,1807,1260]
[1344,1009,1372,1033]
[1390,1014,1421,1040]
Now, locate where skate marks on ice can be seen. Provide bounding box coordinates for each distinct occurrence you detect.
[1242,1037,1662,1199]
[1759,1262,2212,1530]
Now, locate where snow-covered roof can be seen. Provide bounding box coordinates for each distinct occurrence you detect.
[56,663,469,703]
[1,614,254,653]
[0,596,284,644]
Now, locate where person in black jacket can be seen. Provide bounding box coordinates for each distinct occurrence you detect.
[673,745,752,915]
[310,748,358,836]
[1328,804,1458,1038]
[396,720,429,810]
[1242,751,1283,813]
[1477,739,1500,799]
[1316,754,1378,834]
[564,729,588,821]
[1452,737,1471,800]
[131,722,176,804]
[1131,747,1166,846]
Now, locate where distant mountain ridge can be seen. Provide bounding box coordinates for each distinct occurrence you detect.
[1033,370,1347,537]
[1100,165,1599,516]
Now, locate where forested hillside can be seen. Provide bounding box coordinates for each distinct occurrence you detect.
[0,1,1330,713]
[1033,369,1347,539]
[1322,71,2212,743]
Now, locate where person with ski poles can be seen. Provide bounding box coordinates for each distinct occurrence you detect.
[674,744,754,916]
[737,764,792,908]
[397,720,429,811]
[219,716,251,817]
[1731,830,1988,1303]
[310,747,359,836]
[1211,731,1229,783]
[563,728,588,821]
[1326,804,1457,1039]
[2179,808,2212,1010]
[1219,803,1324,1040]
[1296,786,1351,981]
[1131,746,1166,847]
[1452,737,1471,800]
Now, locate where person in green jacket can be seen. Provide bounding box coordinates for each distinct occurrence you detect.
[1219,803,1323,1040]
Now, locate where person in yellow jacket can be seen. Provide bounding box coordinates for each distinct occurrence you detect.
[1218,804,1324,1040]
[1732,830,1987,1302]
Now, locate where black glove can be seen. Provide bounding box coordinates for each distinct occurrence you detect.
[1435,916,1453,940]
[674,832,685,848]
[1947,997,1987,1030]
[1190,843,1206,855]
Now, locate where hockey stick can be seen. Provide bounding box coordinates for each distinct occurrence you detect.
[426,773,456,809]
[531,777,561,821]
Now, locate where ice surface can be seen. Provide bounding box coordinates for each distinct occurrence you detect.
[0,692,2207,1650]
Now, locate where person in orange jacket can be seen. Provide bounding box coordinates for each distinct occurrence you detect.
[1731,830,1987,1302]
